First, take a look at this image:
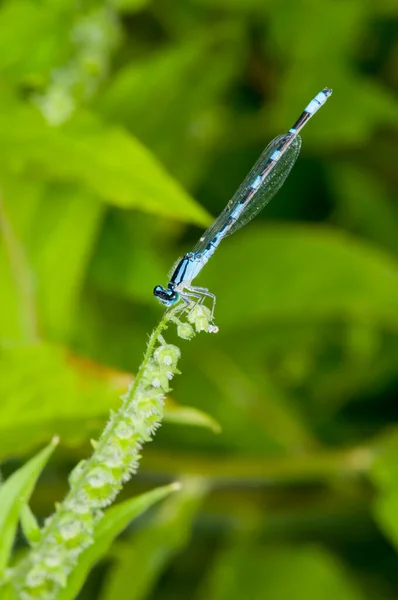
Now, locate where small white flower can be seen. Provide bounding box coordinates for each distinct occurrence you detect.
[114,422,134,439]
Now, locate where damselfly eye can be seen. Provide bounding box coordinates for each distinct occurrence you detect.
[153,285,165,296]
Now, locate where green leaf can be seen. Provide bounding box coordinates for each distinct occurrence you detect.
[100,478,207,600]
[111,0,150,11]
[0,180,45,341]
[0,200,32,341]
[0,437,58,575]
[55,483,180,600]
[87,210,167,304]
[0,343,118,458]
[30,186,104,339]
[0,106,210,226]
[203,225,398,331]
[0,0,71,79]
[97,27,245,185]
[199,544,365,600]
[267,2,398,145]
[0,183,103,341]
[0,343,220,459]
[140,446,371,484]
[370,431,398,550]
[164,402,221,434]
[0,174,44,240]
[370,432,398,492]
[20,503,41,545]
[192,348,316,450]
[373,489,398,550]
[332,165,398,257]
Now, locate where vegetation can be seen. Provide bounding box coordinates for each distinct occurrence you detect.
[1,0,398,598]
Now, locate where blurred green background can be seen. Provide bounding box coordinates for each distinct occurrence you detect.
[2,0,398,598]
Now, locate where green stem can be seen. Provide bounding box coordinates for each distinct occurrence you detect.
[0,194,39,342]
[141,445,375,483]
[127,310,173,396]
[10,308,183,600]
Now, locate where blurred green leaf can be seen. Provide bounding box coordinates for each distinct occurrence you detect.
[0,343,120,458]
[111,0,150,11]
[0,0,71,80]
[100,478,207,600]
[1,2,398,597]
[0,343,220,459]
[192,0,271,8]
[0,175,44,239]
[20,503,41,546]
[31,187,104,339]
[373,489,398,551]
[98,26,245,184]
[203,225,398,331]
[0,207,33,341]
[375,0,398,14]
[87,210,167,304]
[370,432,398,550]
[163,401,221,433]
[140,445,372,484]
[56,483,180,600]
[370,433,398,492]
[0,106,210,226]
[198,543,365,600]
[0,438,57,575]
[196,348,316,450]
[332,165,398,257]
[267,1,398,144]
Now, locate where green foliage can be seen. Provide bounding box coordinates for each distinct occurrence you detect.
[0,438,58,576]
[199,543,365,600]
[204,225,398,330]
[100,478,207,600]
[8,312,210,599]
[0,108,209,225]
[56,483,180,600]
[1,0,398,598]
[0,341,218,459]
[20,504,42,546]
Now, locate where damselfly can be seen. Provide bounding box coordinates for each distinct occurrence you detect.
[154,88,332,320]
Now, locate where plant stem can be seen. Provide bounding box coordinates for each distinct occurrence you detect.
[0,194,39,342]
[10,307,188,600]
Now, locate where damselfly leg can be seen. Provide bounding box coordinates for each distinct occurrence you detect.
[186,286,216,320]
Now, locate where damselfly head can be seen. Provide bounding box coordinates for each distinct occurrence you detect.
[153,284,179,306]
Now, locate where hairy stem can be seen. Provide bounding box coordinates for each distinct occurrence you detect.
[10,304,211,600]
